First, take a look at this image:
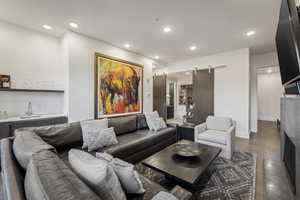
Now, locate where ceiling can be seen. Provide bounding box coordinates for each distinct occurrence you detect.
[0,0,281,64]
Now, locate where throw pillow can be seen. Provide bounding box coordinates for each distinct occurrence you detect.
[96,152,145,194]
[87,127,118,152]
[151,117,167,131]
[68,149,126,200]
[151,191,178,200]
[80,118,108,149]
[145,111,160,130]
[13,130,56,169]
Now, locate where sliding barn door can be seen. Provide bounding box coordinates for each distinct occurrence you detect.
[192,69,214,124]
[153,75,167,120]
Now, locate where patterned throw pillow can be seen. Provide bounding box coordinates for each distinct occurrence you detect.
[96,152,145,194]
[68,149,126,200]
[145,111,160,130]
[151,117,167,132]
[80,118,108,149]
[87,127,118,152]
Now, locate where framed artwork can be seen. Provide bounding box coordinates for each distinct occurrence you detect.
[94,53,143,118]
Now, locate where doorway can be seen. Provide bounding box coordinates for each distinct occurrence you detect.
[257,66,283,122]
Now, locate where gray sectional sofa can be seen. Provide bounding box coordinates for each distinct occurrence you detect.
[0,114,192,200]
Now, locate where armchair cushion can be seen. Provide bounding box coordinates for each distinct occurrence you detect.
[197,130,227,145]
[206,116,232,131]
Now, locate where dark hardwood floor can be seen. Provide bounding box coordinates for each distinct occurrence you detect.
[234,120,295,200]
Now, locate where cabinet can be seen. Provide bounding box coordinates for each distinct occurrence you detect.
[176,123,195,141]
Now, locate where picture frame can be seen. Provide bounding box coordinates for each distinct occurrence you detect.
[94,53,143,118]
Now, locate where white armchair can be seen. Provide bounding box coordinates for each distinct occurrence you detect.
[194,116,236,159]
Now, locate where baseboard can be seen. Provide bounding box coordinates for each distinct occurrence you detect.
[258,116,277,122]
[235,131,250,139]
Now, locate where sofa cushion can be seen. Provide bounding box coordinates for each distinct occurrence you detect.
[137,114,149,130]
[102,127,176,159]
[13,130,56,169]
[108,115,137,136]
[206,116,232,131]
[19,122,83,150]
[197,130,227,145]
[25,150,102,200]
[68,149,126,200]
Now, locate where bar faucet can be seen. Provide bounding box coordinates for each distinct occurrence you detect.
[25,101,33,116]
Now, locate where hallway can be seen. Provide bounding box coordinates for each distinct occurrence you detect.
[234,120,294,200]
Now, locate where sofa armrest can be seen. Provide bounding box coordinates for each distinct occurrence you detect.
[170,185,192,200]
[194,123,207,134]
[167,123,178,128]
[1,138,26,200]
[227,125,236,138]
[194,123,206,141]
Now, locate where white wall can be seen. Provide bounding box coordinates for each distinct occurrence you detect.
[156,48,250,138]
[0,21,65,116]
[63,32,159,122]
[250,52,280,132]
[257,70,283,121]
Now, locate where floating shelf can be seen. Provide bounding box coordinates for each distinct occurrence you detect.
[0,88,64,93]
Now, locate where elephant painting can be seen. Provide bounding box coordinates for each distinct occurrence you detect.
[95,54,143,118]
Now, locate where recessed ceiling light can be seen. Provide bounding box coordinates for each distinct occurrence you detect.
[42,25,52,30]
[189,46,197,51]
[154,56,160,59]
[163,26,172,33]
[124,44,130,48]
[69,22,78,28]
[246,30,256,36]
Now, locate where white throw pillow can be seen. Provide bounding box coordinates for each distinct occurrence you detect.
[151,117,167,132]
[87,127,118,152]
[145,111,160,131]
[96,152,145,194]
[80,118,108,149]
[68,149,126,200]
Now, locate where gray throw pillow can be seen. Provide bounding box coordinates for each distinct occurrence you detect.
[87,127,118,152]
[151,191,178,200]
[25,150,101,200]
[151,117,167,132]
[80,119,108,149]
[68,149,126,200]
[13,130,56,169]
[96,152,145,194]
[145,111,160,130]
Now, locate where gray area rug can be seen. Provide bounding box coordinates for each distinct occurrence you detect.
[136,151,256,200]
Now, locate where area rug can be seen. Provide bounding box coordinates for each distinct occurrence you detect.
[135,151,256,200]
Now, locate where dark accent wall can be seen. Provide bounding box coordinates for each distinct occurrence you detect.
[153,75,167,120]
[192,69,214,124]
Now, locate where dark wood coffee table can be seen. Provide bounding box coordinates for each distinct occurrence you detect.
[142,140,221,187]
